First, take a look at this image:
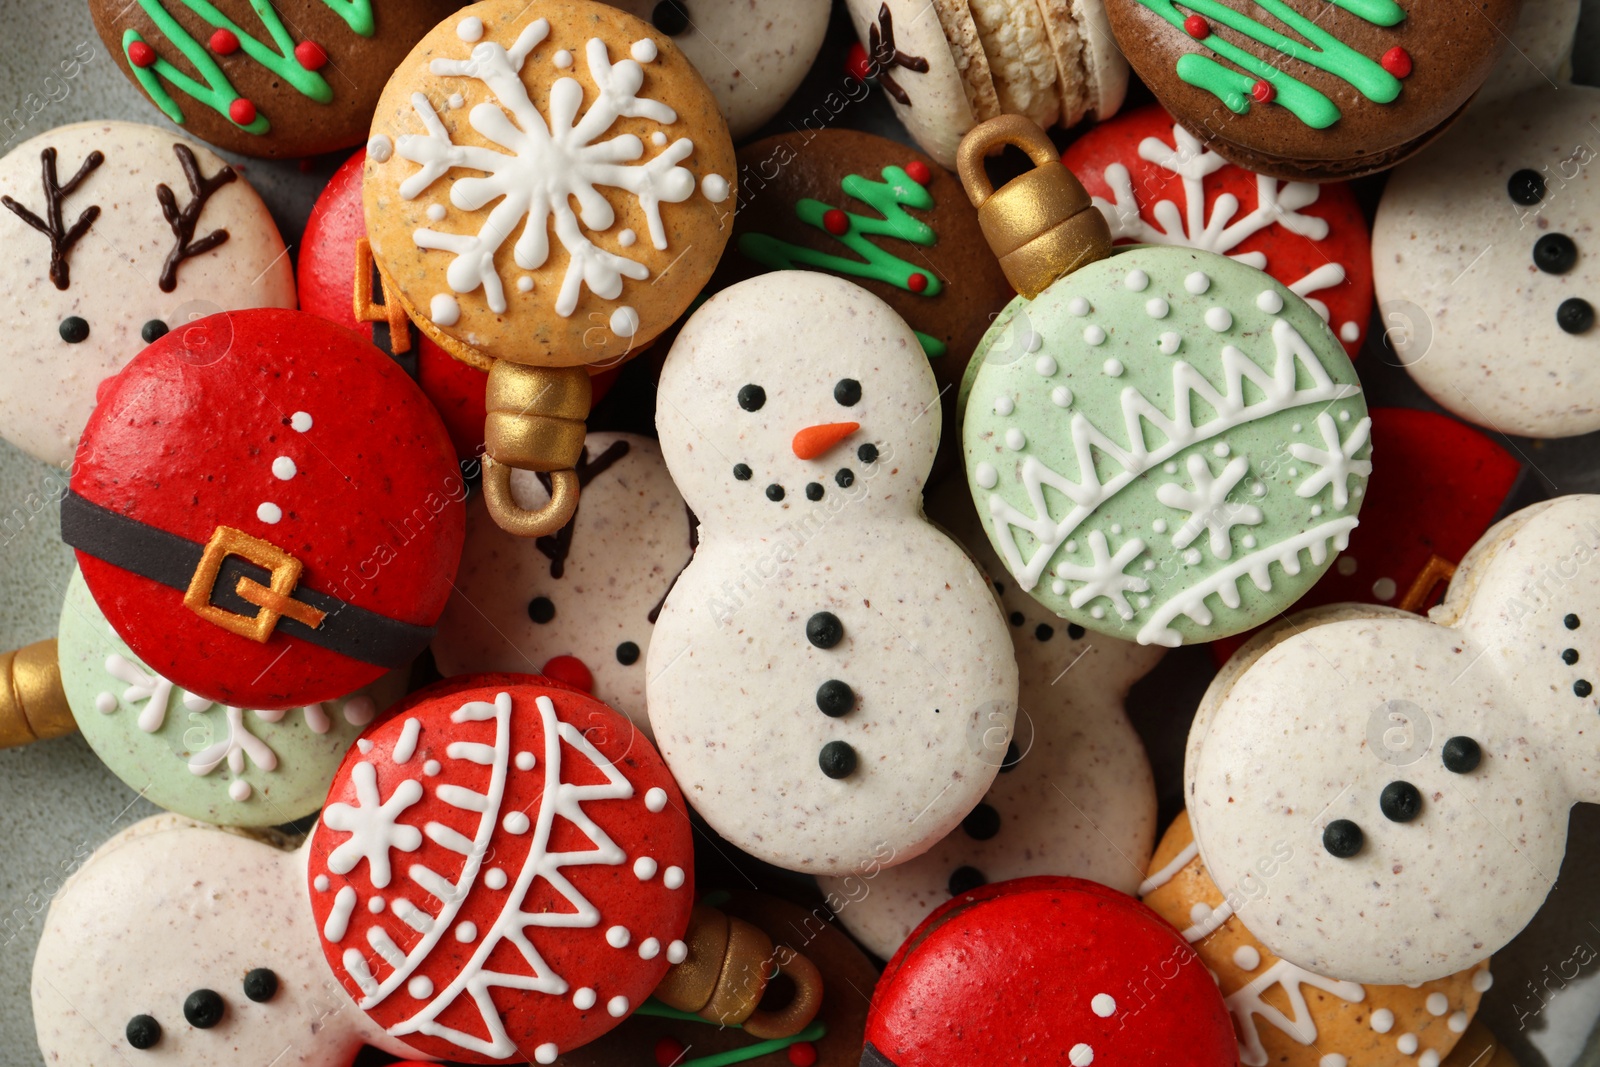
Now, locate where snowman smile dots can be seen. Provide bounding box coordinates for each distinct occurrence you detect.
[650,273,1018,876]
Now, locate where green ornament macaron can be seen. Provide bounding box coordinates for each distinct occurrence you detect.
[962,245,1369,646]
[58,567,407,825]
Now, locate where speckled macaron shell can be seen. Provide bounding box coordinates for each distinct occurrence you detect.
[963,245,1369,646]
[1373,85,1600,439]
[844,0,979,169]
[32,816,418,1067]
[1472,0,1579,108]
[650,272,1018,877]
[1139,810,1492,1067]
[58,566,407,827]
[363,0,736,369]
[604,0,832,139]
[1188,495,1600,985]
[70,307,466,711]
[307,680,694,1063]
[0,121,294,468]
[865,875,1238,1066]
[88,0,452,159]
[1063,102,1374,357]
[1038,0,1130,127]
[818,478,1159,959]
[432,433,694,738]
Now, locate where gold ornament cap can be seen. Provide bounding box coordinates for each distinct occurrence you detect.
[0,639,74,750]
[957,115,1112,299]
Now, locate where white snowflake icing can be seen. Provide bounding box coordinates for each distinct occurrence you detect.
[188,705,279,778]
[1289,412,1373,510]
[104,654,177,733]
[1052,530,1150,621]
[1091,122,1348,322]
[323,761,426,888]
[394,19,696,318]
[1156,454,1264,560]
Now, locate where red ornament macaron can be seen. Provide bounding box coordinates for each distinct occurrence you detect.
[308,678,694,1064]
[1063,103,1374,356]
[863,876,1237,1067]
[63,308,466,710]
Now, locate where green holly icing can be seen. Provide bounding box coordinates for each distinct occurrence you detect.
[1135,0,1404,129]
[122,0,375,135]
[634,1000,828,1067]
[962,246,1369,647]
[739,165,948,358]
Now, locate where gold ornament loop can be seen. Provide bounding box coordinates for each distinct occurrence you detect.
[653,903,825,1040]
[481,461,580,539]
[740,947,824,1040]
[956,114,1113,299]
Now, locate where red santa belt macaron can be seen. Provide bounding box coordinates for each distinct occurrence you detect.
[60,491,430,669]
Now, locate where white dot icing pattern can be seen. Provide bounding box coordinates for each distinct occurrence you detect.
[663,866,685,890]
[1069,1043,1093,1065]
[1185,271,1211,295]
[633,856,657,881]
[1370,1008,1394,1033]
[1397,1033,1418,1055]
[271,456,296,480]
[1125,268,1149,292]
[456,15,483,41]
[1084,325,1107,345]
[1035,355,1057,377]
[607,995,630,1018]
[645,787,668,812]
[573,987,597,1010]
[1205,307,1233,332]
[1256,290,1284,314]
[290,411,313,432]
[1091,993,1115,1017]
[367,135,393,162]
[1145,297,1169,319]
[257,502,282,524]
[1051,387,1072,408]
[607,925,631,948]
[975,463,998,489]
[1006,429,1027,451]
[430,294,461,327]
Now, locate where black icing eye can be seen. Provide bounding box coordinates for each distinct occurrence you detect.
[1441,736,1482,774]
[834,468,854,488]
[1534,233,1578,274]
[818,739,857,778]
[737,384,765,411]
[948,866,987,895]
[1034,623,1054,642]
[834,378,862,406]
[58,315,89,343]
[1067,624,1086,640]
[815,679,856,717]
[766,484,785,501]
[857,443,878,464]
[1567,614,1582,630]
[1508,169,1546,205]
[733,463,752,481]
[242,968,278,1003]
[527,596,555,624]
[1563,648,1580,665]
[993,580,1004,595]
[183,989,225,1029]
[805,482,824,501]
[1379,781,1422,823]
[1557,298,1594,335]
[126,1014,161,1050]
[806,611,844,649]
[1008,611,1024,627]
[962,802,1000,840]
[1322,819,1364,858]
[141,319,169,344]
[616,641,640,666]
[1576,679,1593,698]
[651,0,690,35]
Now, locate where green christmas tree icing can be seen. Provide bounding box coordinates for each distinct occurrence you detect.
[739,165,949,358]
[634,1000,828,1067]
[122,0,375,137]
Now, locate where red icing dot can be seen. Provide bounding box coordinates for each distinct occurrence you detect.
[295,40,328,71]
[904,160,932,185]
[1381,46,1412,78]
[228,97,257,125]
[1183,13,1210,38]
[788,1042,819,1066]
[542,654,594,693]
[655,1037,687,1067]
[208,28,239,55]
[823,208,851,236]
[1251,79,1275,104]
[127,41,157,68]
[845,41,872,82]
[908,272,929,293]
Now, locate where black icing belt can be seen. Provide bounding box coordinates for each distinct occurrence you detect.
[60,490,431,669]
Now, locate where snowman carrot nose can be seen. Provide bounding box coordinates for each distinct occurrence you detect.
[542,654,594,693]
[792,422,860,460]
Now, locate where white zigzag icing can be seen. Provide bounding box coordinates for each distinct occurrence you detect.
[1226,959,1365,1067]
[987,318,1360,595]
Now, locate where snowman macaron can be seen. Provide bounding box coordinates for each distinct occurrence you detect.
[0,121,295,467]
[433,433,693,738]
[648,271,1019,877]
[818,478,1161,957]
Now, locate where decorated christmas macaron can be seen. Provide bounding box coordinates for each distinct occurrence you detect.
[959,117,1369,646]
[307,679,696,1063]
[1102,0,1520,180]
[1140,811,1493,1067]
[0,120,294,467]
[432,433,694,737]
[363,0,736,536]
[63,307,466,711]
[713,130,1012,468]
[863,875,1238,1066]
[1062,102,1373,356]
[56,566,407,826]
[88,0,451,158]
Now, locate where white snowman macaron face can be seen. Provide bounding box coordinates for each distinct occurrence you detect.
[1188,495,1600,985]
[32,817,413,1067]
[658,271,940,527]
[0,120,295,467]
[1373,86,1600,438]
[432,433,693,736]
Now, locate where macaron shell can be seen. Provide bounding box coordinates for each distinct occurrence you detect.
[70,307,465,710]
[933,0,1004,123]
[844,0,979,168]
[968,0,1062,129]
[0,120,295,468]
[1472,0,1579,108]
[1034,0,1130,126]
